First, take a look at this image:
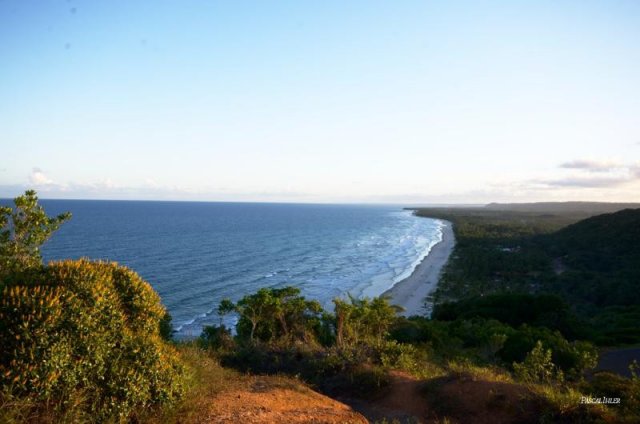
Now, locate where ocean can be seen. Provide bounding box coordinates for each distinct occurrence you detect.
[34,200,444,338]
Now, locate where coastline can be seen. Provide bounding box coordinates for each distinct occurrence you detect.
[383,219,455,317]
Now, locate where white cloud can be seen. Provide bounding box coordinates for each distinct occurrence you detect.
[144,178,159,188]
[543,175,631,188]
[3,161,639,204]
[559,159,621,173]
[532,160,640,189]
[29,168,55,186]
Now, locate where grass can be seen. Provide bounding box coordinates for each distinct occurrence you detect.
[529,383,613,423]
[1,341,627,423]
[0,387,92,424]
[142,340,640,424]
[143,343,244,424]
[446,359,514,383]
[144,343,323,424]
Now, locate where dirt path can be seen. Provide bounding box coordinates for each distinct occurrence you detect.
[201,376,367,423]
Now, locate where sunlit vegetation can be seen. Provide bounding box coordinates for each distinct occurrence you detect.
[0,190,71,280]
[2,192,639,422]
[203,288,407,398]
[1,192,184,423]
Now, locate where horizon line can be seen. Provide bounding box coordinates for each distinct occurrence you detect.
[2,195,640,207]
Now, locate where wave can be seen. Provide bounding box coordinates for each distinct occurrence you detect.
[42,202,444,339]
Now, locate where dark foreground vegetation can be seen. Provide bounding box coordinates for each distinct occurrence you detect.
[1,192,639,423]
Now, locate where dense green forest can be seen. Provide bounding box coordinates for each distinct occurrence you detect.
[2,193,640,423]
[415,205,640,345]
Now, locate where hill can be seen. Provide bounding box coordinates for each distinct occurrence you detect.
[542,208,640,307]
[415,204,640,345]
[541,209,640,344]
[546,208,640,276]
[485,202,640,214]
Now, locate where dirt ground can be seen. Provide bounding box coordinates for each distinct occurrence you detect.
[342,371,546,424]
[198,376,367,423]
[191,368,548,424]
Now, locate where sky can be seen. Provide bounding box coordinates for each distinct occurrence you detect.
[1,1,639,204]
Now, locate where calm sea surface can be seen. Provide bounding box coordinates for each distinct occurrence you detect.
[32,200,443,337]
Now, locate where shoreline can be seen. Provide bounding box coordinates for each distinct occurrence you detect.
[383,219,455,317]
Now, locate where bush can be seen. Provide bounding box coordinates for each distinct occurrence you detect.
[432,293,586,340]
[499,325,597,379]
[377,340,422,372]
[581,371,640,415]
[513,341,564,383]
[0,259,185,422]
[200,325,235,351]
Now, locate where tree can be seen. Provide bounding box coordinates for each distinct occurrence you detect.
[0,190,71,280]
[233,286,323,344]
[368,296,402,344]
[217,298,236,325]
[270,286,322,342]
[333,297,353,348]
[236,288,274,342]
[333,295,401,348]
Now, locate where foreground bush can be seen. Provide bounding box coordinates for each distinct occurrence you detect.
[0,259,185,422]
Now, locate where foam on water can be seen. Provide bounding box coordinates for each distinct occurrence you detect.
[37,201,443,338]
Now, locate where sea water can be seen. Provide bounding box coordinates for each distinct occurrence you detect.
[36,200,443,338]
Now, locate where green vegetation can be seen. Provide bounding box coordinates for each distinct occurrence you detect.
[416,205,640,345]
[0,190,71,280]
[204,288,405,398]
[513,340,566,384]
[546,210,640,344]
[433,293,584,336]
[230,286,324,344]
[2,193,639,422]
[391,313,597,380]
[201,282,632,422]
[0,192,184,423]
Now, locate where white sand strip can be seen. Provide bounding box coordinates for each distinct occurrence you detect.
[384,220,455,317]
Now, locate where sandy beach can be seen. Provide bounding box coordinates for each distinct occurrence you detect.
[384,220,455,317]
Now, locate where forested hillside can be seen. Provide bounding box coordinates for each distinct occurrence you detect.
[416,205,640,346]
[544,209,640,345]
[485,202,640,214]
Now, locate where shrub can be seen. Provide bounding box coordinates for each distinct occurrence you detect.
[499,325,597,379]
[200,325,235,351]
[513,341,564,384]
[0,259,185,422]
[581,371,640,415]
[378,340,420,371]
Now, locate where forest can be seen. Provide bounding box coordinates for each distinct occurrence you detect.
[414,204,640,346]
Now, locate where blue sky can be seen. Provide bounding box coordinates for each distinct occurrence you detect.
[1,0,639,203]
